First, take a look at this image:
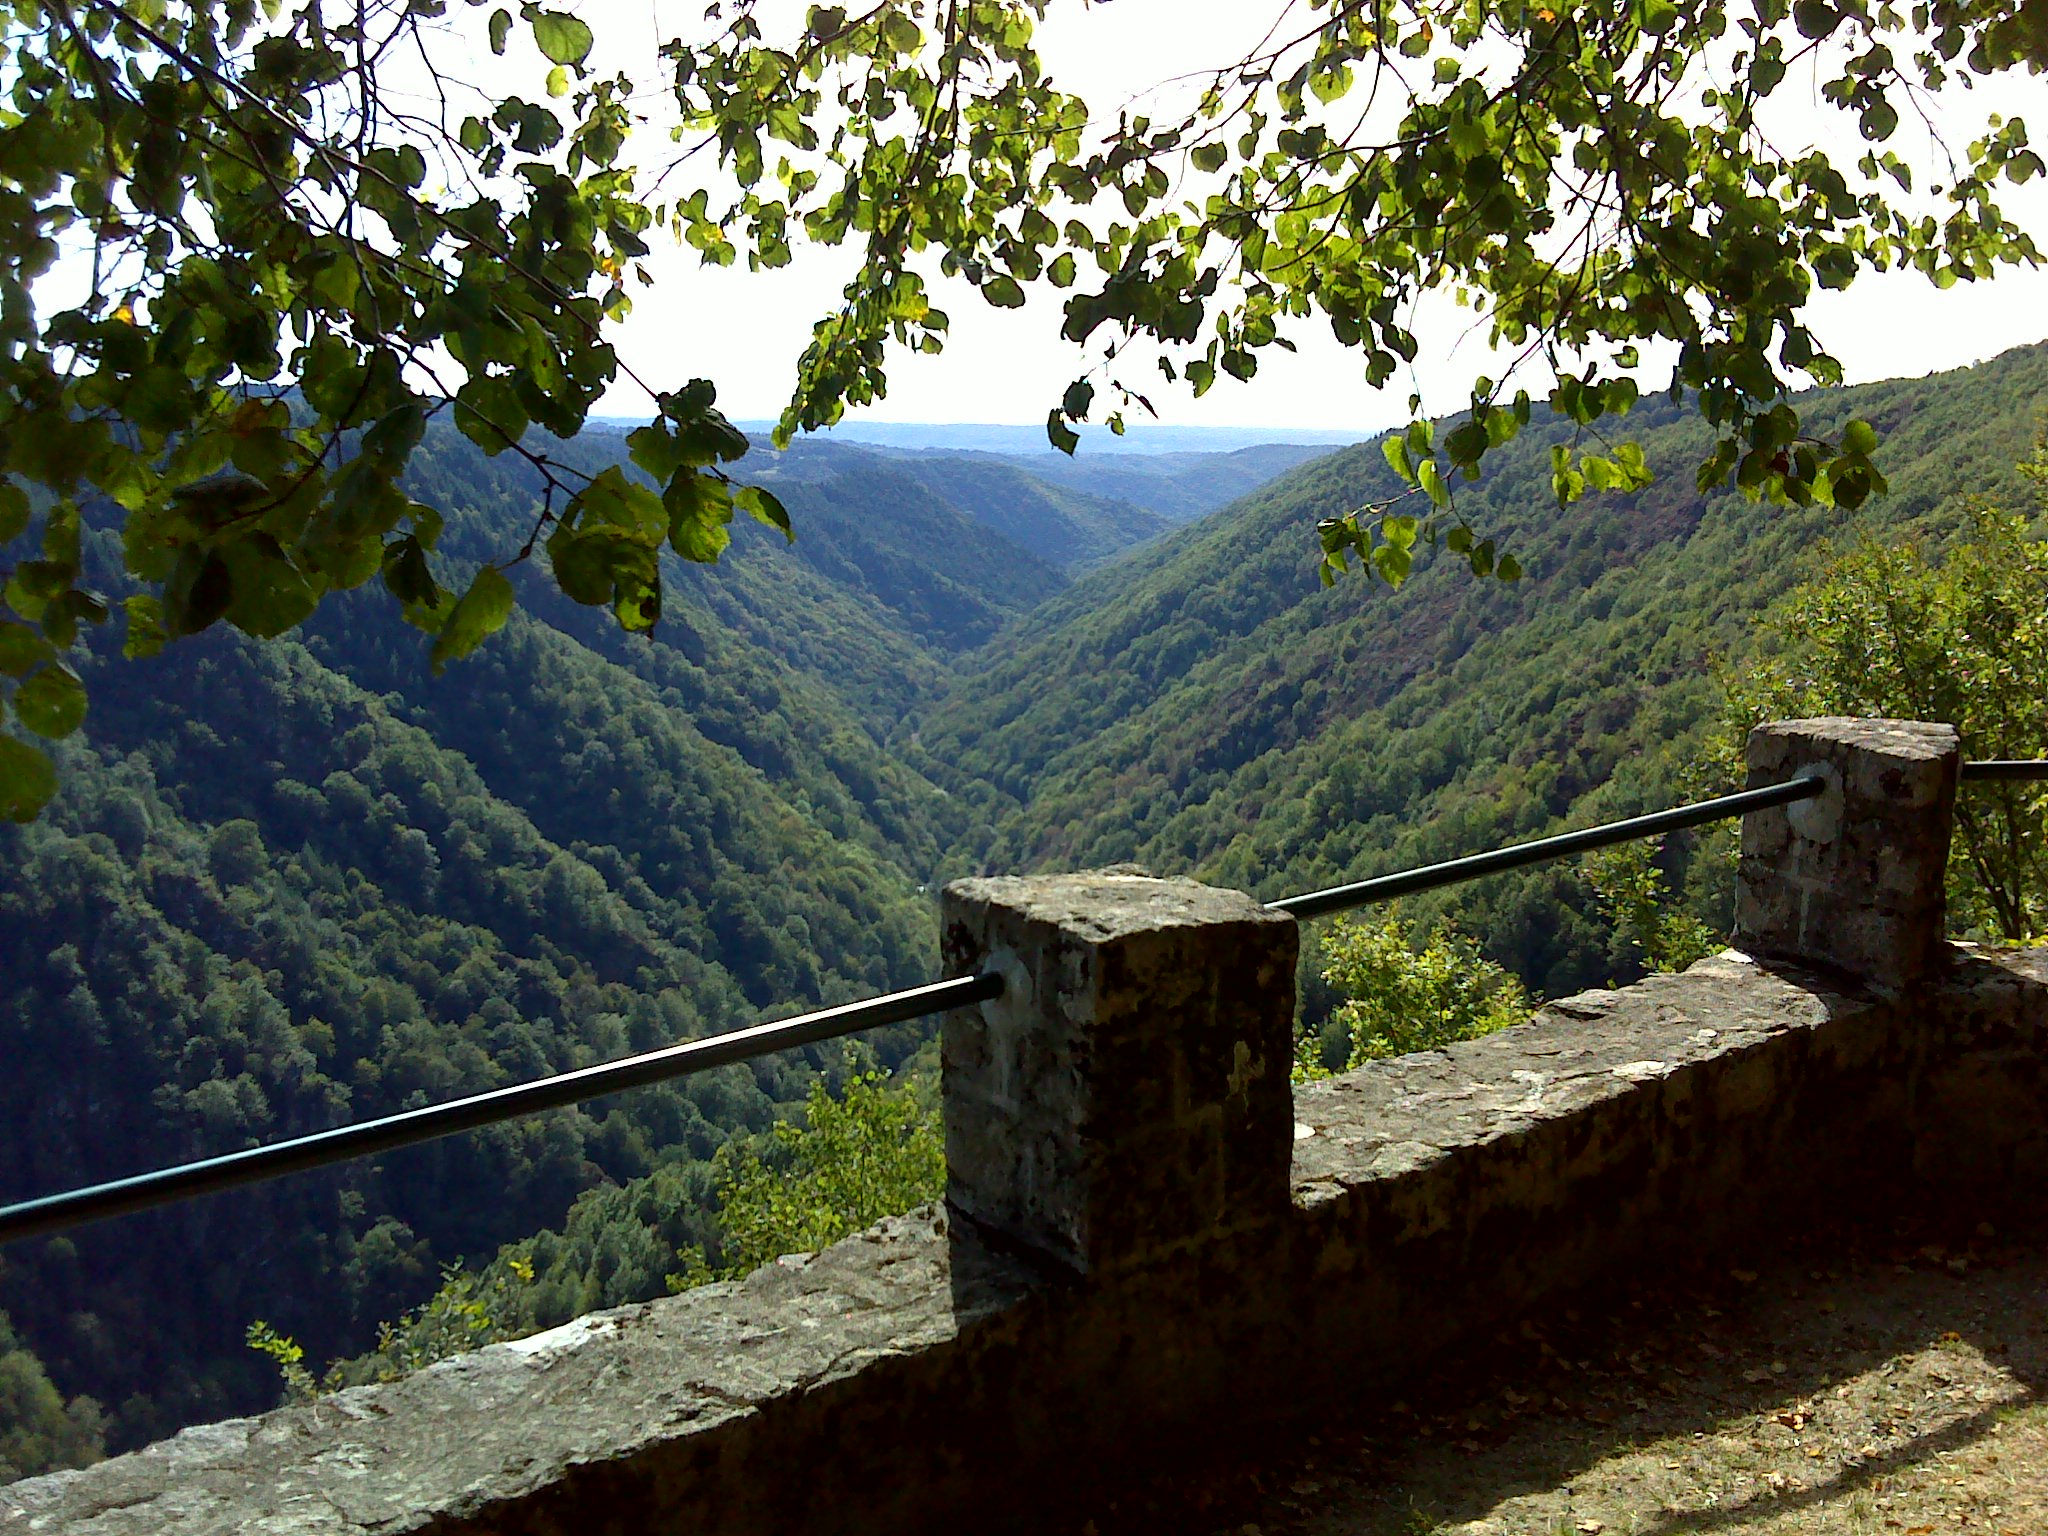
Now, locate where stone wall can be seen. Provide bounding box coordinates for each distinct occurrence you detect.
[8,719,2047,1534]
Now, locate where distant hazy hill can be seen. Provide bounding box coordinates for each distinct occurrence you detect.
[723,419,1366,455]
[995,443,1345,523]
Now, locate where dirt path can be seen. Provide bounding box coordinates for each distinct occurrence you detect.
[1089,1220,2048,1535]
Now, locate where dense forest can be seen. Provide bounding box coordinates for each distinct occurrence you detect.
[4,342,2047,1474]
[0,430,1276,1461]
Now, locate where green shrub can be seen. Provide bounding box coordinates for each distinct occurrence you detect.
[1301,913,1534,1080]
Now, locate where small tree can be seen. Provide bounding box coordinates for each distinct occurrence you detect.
[674,1059,943,1284]
[1580,837,1722,976]
[247,1254,542,1401]
[0,1311,105,1483]
[1725,472,2048,940]
[1300,912,1533,1080]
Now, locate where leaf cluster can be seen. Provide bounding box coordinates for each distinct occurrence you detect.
[1299,910,1532,1077]
[1723,462,2048,939]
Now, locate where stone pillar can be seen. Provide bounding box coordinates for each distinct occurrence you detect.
[1733,717,1960,990]
[939,871,1298,1276]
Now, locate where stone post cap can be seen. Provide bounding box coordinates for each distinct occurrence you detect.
[1753,716,1959,776]
[943,869,1288,940]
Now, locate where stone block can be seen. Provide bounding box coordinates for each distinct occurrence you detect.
[940,871,1297,1274]
[1733,716,1959,990]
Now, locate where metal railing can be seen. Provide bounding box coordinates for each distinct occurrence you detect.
[0,976,1000,1248]
[4,757,2043,1248]
[1270,775,1828,920]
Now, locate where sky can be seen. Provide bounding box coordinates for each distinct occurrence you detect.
[555,1,2048,438]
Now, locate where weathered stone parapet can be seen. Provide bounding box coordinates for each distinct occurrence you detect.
[939,871,1297,1273]
[1733,717,1960,989]
[0,1208,1046,1536]
[11,946,2048,1535]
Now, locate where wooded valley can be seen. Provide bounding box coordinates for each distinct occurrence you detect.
[4,342,2047,1474]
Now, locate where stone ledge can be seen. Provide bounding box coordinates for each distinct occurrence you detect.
[10,947,2047,1535]
[0,1211,1041,1535]
[1291,951,1855,1210]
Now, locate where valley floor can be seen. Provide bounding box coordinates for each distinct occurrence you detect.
[1096,1217,2048,1536]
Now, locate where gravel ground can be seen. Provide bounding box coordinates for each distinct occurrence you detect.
[1085,1217,2048,1536]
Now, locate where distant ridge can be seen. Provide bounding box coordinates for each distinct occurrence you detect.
[722,420,1369,456]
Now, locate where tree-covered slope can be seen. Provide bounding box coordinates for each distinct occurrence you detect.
[1014,443,1347,522]
[740,453,1068,649]
[0,644,782,1447]
[892,454,1172,569]
[739,436,1172,569]
[917,342,2048,997]
[10,342,2042,1472]
[1,416,1118,1450]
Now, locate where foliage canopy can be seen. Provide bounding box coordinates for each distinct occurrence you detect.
[674,1059,944,1283]
[1725,467,2048,940]
[1299,911,1533,1076]
[1,0,2045,817]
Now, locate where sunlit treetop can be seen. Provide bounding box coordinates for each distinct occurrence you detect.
[0,0,2042,818]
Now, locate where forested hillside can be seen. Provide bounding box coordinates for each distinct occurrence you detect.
[5,342,2046,1473]
[915,342,2048,1001]
[0,430,1241,1460]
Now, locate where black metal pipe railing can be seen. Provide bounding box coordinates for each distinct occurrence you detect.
[0,973,1002,1249]
[1269,773,1829,921]
[6,757,2046,1250]
[1962,760,2048,782]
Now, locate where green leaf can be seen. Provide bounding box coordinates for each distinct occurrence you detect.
[628,422,684,482]
[489,7,512,53]
[1382,434,1414,481]
[1639,0,1681,32]
[1046,409,1080,456]
[14,661,86,739]
[578,466,666,539]
[530,12,593,65]
[122,595,167,659]
[381,536,441,609]
[0,735,57,823]
[222,536,320,638]
[735,485,793,541]
[1793,0,1842,37]
[1859,98,1899,141]
[983,275,1026,308]
[1444,421,1489,468]
[430,566,515,674]
[665,472,736,562]
[164,549,233,638]
[1417,458,1450,508]
[0,620,52,678]
[1841,418,1879,455]
[545,525,619,606]
[1190,142,1227,173]
[0,481,27,545]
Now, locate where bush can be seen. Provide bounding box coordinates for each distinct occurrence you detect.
[1301,913,1534,1080]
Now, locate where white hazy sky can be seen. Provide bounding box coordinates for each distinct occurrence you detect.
[567,0,2048,434]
